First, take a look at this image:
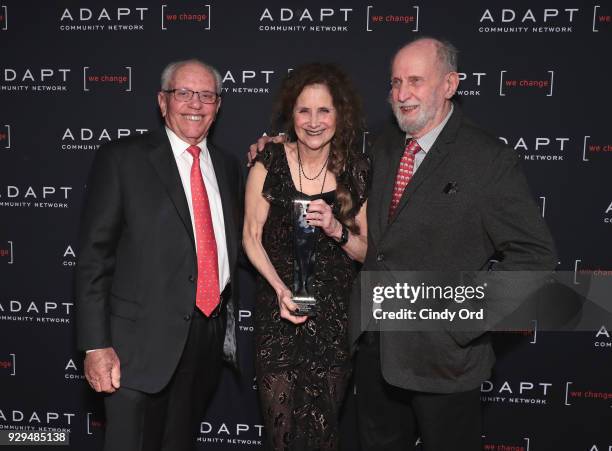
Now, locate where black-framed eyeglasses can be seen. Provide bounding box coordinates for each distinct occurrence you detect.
[163,88,219,104]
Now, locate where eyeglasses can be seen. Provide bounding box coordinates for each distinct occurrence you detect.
[163,88,219,104]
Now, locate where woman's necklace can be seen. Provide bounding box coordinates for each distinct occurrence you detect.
[297,144,329,194]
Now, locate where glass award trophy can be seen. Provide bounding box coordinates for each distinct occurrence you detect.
[292,199,318,316]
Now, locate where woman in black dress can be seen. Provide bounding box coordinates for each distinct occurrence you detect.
[243,63,370,450]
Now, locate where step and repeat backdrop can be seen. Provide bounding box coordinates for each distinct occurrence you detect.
[1,1,611,450]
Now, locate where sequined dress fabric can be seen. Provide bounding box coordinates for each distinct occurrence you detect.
[254,143,369,451]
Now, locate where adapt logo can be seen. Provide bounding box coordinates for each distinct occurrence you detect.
[455,70,555,97]
[478,7,579,33]
[0,353,16,376]
[499,135,569,162]
[59,7,149,32]
[161,3,211,30]
[456,72,488,96]
[0,299,73,324]
[582,134,612,162]
[197,421,264,446]
[64,358,86,381]
[0,240,13,264]
[594,325,612,349]
[0,185,73,209]
[481,379,553,405]
[258,7,354,33]
[221,67,285,96]
[60,126,148,151]
[366,4,419,32]
[62,245,77,267]
[1,67,72,93]
[499,69,555,97]
[83,66,132,92]
[0,5,7,31]
[0,408,75,431]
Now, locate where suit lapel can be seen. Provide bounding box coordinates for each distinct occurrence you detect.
[208,142,237,272]
[373,128,406,239]
[146,130,195,248]
[385,106,463,228]
[386,141,450,226]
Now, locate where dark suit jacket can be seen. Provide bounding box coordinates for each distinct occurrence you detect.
[350,106,557,393]
[76,129,243,394]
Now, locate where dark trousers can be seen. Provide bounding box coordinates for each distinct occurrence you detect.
[354,332,482,451]
[103,309,225,451]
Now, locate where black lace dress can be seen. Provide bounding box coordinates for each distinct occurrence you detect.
[254,143,370,451]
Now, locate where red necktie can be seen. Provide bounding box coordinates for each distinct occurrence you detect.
[187,145,220,316]
[388,138,421,221]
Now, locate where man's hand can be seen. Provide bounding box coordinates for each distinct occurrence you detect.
[247,134,287,167]
[84,347,121,393]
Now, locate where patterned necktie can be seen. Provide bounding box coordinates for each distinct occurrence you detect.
[187,145,220,316]
[388,138,421,221]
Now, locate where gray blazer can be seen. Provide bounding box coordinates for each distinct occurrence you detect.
[349,106,556,393]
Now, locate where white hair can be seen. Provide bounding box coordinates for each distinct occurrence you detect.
[160,59,222,94]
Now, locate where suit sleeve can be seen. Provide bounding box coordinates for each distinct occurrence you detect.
[75,145,124,351]
[449,148,557,348]
[480,148,557,271]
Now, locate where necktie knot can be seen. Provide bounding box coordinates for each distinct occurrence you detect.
[187,145,201,160]
[406,138,421,155]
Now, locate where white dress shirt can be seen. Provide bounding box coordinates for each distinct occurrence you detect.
[165,127,230,291]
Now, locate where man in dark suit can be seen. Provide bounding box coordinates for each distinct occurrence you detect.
[350,38,557,450]
[76,59,243,451]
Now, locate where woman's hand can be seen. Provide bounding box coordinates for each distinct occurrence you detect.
[305,199,342,240]
[306,199,368,262]
[276,285,308,324]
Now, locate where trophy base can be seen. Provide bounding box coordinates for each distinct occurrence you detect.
[292,296,317,317]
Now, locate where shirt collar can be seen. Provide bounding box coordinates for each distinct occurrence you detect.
[165,126,208,160]
[406,103,454,153]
